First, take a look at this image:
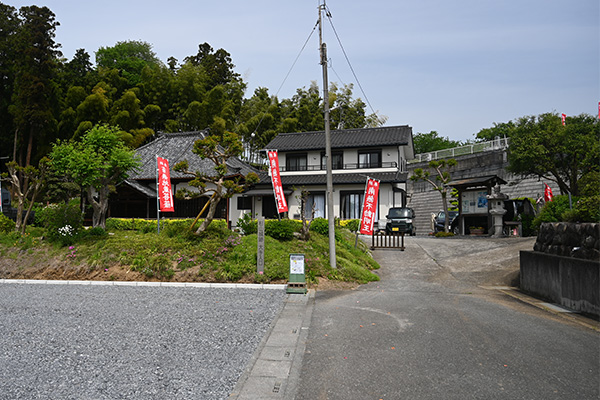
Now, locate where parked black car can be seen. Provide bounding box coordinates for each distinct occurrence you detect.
[385,207,416,235]
[434,210,458,233]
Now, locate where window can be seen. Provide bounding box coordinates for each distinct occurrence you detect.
[304,193,325,219]
[340,191,363,219]
[358,150,381,168]
[340,191,379,220]
[285,153,307,171]
[237,196,252,210]
[321,152,344,170]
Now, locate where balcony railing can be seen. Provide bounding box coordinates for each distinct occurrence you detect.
[409,137,510,164]
[279,161,398,172]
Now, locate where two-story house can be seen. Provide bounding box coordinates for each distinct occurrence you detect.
[231,125,414,229]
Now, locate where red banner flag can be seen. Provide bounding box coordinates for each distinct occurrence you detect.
[359,178,380,235]
[267,150,288,213]
[561,113,566,126]
[157,157,174,212]
[544,183,554,203]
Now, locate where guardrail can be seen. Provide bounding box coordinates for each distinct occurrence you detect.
[409,137,509,164]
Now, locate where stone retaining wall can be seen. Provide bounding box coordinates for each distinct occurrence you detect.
[533,222,600,261]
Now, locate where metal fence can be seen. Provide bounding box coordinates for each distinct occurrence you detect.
[371,231,405,250]
[409,137,509,164]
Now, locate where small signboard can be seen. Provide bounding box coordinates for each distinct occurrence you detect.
[287,253,307,294]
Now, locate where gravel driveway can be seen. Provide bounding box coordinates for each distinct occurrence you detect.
[0,283,285,399]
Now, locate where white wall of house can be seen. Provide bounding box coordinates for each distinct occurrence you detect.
[230,180,408,230]
[229,139,411,229]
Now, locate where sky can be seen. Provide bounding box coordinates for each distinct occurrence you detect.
[7,0,599,142]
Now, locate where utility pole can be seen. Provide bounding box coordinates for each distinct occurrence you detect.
[319,1,337,269]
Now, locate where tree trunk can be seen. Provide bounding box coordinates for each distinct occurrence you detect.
[25,126,33,167]
[87,185,109,229]
[441,190,450,233]
[195,193,222,234]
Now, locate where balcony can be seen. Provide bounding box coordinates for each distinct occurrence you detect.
[279,161,398,172]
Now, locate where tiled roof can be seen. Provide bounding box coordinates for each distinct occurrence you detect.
[264,125,413,152]
[131,131,259,180]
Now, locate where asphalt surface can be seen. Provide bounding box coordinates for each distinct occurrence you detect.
[0,282,286,400]
[294,237,599,399]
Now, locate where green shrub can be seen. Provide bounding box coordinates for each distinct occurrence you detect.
[434,231,455,237]
[265,219,297,240]
[533,195,577,229]
[567,195,600,222]
[309,218,344,241]
[0,213,15,234]
[579,171,600,197]
[237,213,257,235]
[161,219,192,237]
[310,218,329,235]
[342,219,360,232]
[38,200,83,246]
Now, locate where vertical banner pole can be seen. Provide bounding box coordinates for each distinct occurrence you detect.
[156,155,160,234]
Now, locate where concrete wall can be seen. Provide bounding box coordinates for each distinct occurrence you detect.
[520,250,599,317]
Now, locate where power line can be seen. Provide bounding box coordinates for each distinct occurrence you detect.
[250,21,319,138]
[324,6,377,116]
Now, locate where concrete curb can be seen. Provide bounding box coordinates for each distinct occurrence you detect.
[230,289,315,399]
[0,279,287,290]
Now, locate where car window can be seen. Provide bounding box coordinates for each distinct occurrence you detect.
[389,208,412,218]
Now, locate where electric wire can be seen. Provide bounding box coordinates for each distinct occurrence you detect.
[250,21,319,139]
[324,7,377,116]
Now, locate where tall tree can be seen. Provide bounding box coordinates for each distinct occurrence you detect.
[61,48,94,88]
[411,159,458,232]
[96,40,162,87]
[10,5,61,166]
[507,113,599,196]
[184,42,240,88]
[413,131,463,154]
[0,3,19,156]
[475,121,515,142]
[49,124,140,228]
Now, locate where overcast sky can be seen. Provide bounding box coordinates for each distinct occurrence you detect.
[7,0,599,142]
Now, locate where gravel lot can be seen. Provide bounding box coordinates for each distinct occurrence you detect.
[0,283,286,399]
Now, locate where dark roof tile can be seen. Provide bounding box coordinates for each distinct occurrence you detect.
[131,131,258,180]
[264,125,413,152]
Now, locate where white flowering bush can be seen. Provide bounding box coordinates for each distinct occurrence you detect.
[38,200,82,246]
[58,225,74,237]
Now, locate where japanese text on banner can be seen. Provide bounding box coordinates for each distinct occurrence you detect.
[267,150,288,213]
[157,157,174,212]
[359,178,380,235]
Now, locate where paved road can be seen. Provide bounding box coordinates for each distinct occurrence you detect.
[295,237,599,400]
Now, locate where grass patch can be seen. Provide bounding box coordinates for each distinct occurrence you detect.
[0,220,380,285]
